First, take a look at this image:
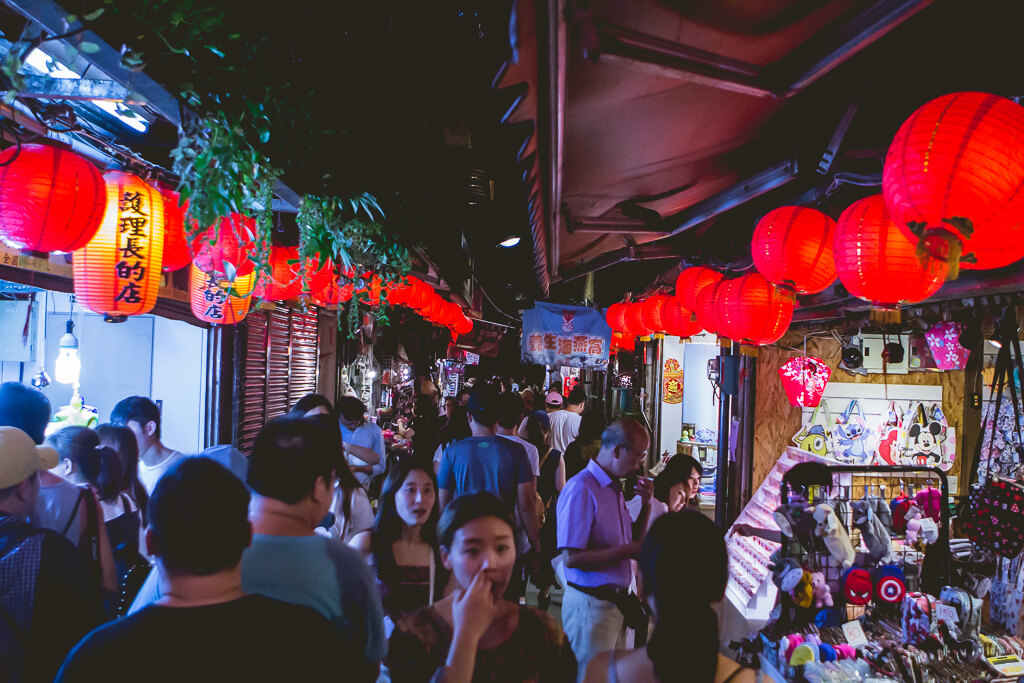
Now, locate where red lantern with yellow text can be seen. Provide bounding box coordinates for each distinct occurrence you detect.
[159,188,191,272]
[716,273,794,346]
[752,206,837,294]
[0,143,105,253]
[883,92,1024,274]
[191,213,257,278]
[675,267,723,313]
[73,171,164,317]
[189,264,253,324]
[834,195,948,308]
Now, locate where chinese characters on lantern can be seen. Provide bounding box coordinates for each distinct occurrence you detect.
[114,190,148,306]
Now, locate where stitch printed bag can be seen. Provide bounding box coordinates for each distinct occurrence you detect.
[832,400,874,464]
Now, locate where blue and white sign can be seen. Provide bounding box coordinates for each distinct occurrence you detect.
[521,302,612,369]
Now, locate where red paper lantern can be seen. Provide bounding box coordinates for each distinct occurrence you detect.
[73,171,165,317]
[752,206,837,294]
[606,302,629,332]
[883,92,1024,272]
[455,313,473,335]
[386,280,411,306]
[717,273,794,346]
[159,188,191,272]
[191,213,257,278]
[0,143,105,253]
[189,265,253,324]
[641,295,670,334]
[313,277,353,307]
[661,297,703,338]
[258,245,302,301]
[357,274,383,305]
[611,331,636,353]
[406,277,433,309]
[675,266,723,312]
[834,195,948,306]
[624,302,652,338]
[695,279,726,336]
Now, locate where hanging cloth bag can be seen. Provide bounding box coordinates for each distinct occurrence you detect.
[792,399,834,459]
[876,401,904,466]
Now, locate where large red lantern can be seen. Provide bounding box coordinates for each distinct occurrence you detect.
[159,188,191,272]
[313,277,353,307]
[675,266,723,313]
[883,92,1024,274]
[661,297,703,338]
[406,277,433,309]
[624,302,652,338]
[73,171,164,317]
[455,314,473,335]
[717,273,794,346]
[386,280,411,306]
[257,245,302,301]
[189,265,253,324]
[834,195,948,306]
[695,279,726,336]
[752,206,837,294]
[606,302,629,332]
[641,294,670,334]
[191,213,257,278]
[0,143,105,253]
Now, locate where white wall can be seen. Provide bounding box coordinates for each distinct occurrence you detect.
[682,341,720,437]
[152,316,207,454]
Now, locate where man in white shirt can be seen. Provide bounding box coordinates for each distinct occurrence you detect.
[496,392,540,478]
[111,396,248,494]
[337,397,386,487]
[548,387,585,453]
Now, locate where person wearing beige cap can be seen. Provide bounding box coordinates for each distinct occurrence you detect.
[0,426,104,682]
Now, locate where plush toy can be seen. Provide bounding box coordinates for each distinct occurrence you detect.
[812,503,855,569]
[843,568,873,605]
[792,570,814,608]
[810,571,834,608]
[769,553,804,591]
[904,504,938,547]
[851,499,893,564]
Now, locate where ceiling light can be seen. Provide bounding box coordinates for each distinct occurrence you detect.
[55,320,80,384]
[498,236,521,248]
[92,101,149,133]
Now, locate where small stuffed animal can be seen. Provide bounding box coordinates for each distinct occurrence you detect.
[810,571,833,608]
[904,504,939,546]
[769,553,803,591]
[843,568,873,605]
[812,503,855,569]
[851,500,893,564]
[792,570,814,608]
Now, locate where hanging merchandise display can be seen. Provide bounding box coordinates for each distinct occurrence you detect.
[831,400,875,464]
[924,321,971,370]
[189,264,253,324]
[778,356,831,407]
[716,273,794,346]
[73,171,165,318]
[752,206,838,295]
[791,401,835,459]
[675,266,723,313]
[191,213,257,278]
[883,91,1024,274]
[833,195,948,309]
[899,402,955,471]
[0,143,106,253]
[159,187,192,272]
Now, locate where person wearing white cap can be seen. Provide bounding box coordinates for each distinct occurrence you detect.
[0,426,104,682]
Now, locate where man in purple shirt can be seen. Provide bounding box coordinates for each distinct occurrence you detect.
[556,418,652,680]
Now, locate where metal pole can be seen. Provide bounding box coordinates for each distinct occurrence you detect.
[714,344,732,527]
[649,337,664,466]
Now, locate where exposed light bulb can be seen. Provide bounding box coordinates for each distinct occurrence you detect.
[54,321,80,384]
[498,236,521,248]
[989,338,1003,349]
[366,370,378,379]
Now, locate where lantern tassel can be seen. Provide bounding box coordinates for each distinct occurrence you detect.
[870,306,902,325]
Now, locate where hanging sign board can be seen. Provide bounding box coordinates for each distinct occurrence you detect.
[521,302,611,369]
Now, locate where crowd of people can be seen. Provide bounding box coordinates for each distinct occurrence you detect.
[0,377,752,683]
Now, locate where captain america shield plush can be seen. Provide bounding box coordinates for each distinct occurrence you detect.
[874,565,906,605]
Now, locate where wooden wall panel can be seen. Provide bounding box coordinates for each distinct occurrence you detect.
[752,334,967,492]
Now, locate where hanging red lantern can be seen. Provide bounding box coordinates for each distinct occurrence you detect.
[883,91,1024,274]
[611,331,636,353]
[405,277,433,309]
[191,213,257,278]
[0,143,105,253]
[661,297,703,338]
[695,279,726,335]
[675,266,723,313]
[717,273,794,346]
[313,277,353,307]
[189,264,253,324]
[624,302,652,338]
[159,188,192,272]
[357,274,383,305]
[455,314,473,335]
[641,294,670,334]
[73,171,165,317]
[752,206,837,294]
[834,195,948,307]
[386,280,411,306]
[257,245,303,301]
[606,302,629,332]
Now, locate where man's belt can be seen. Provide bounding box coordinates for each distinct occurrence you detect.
[567,582,650,630]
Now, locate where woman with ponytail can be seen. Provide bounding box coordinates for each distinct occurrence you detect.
[584,511,753,683]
